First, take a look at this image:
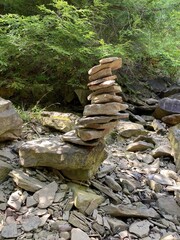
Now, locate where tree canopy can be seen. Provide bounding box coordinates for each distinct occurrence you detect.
[0,0,179,106]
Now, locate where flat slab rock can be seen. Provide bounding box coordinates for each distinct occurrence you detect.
[102,203,160,218]
[78,114,129,126]
[19,136,107,180]
[87,85,122,100]
[116,121,148,138]
[89,68,112,81]
[33,181,58,208]
[0,159,13,182]
[1,223,18,238]
[0,97,23,141]
[83,102,128,117]
[168,124,180,170]
[40,111,79,132]
[91,93,123,104]
[88,57,122,75]
[9,169,46,192]
[63,130,99,146]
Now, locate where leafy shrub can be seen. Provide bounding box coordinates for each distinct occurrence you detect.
[0,0,179,106]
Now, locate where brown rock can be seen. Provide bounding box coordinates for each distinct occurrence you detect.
[87,85,122,100]
[87,75,117,86]
[78,114,128,125]
[126,141,154,152]
[83,102,128,117]
[88,58,122,75]
[77,128,107,141]
[62,130,99,146]
[78,120,118,130]
[91,93,122,104]
[89,68,112,81]
[89,80,116,91]
[99,57,119,64]
[162,114,180,125]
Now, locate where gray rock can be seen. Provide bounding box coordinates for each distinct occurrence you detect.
[33,181,58,208]
[104,176,122,192]
[151,119,166,133]
[147,173,174,185]
[0,97,23,141]
[9,169,46,192]
[168,124,180,170]
[68,183,104,215]
[97,163,116,178]
[1,223,18,238]
[59,231,70,240]
[92,222,105,235]
[22,216,41,232]
[7,190,23,211]
[0,159,13,182]
[129,220,152,238]
[69,211,90,232]
[71,228,90,240]
[157,195,180,217]
[102,203,160,218]
[19,137,107,180]
[26,196,38,208]
[116,121,148,138]
[107,217,128,234]
[0,191,6,203]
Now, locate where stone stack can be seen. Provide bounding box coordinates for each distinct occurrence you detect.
[63,57,128,146]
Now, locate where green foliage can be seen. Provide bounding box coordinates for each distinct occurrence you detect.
[0,0,179,106]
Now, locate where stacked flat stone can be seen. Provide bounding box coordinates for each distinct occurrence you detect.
[63,57,128,146]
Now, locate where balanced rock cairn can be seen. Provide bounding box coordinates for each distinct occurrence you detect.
[63,57,128,146]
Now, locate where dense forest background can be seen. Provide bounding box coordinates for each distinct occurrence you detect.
[0,0,179,109]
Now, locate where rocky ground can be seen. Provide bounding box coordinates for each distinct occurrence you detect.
[0,113,180,240]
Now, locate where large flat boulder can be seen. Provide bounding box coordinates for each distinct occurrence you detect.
[40,111,79,132]
[153,97,180,119]
[168,124,180,170]
[19,137,107,180]
[0,97,23,141]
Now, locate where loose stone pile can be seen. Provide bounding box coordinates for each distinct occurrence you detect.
[63,57,128,146]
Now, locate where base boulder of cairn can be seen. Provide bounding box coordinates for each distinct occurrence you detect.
[19,136,107,180]
[0,97,23,141]
[19,57,128,180]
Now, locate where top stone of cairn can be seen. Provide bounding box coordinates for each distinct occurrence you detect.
[88,57,122,76]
